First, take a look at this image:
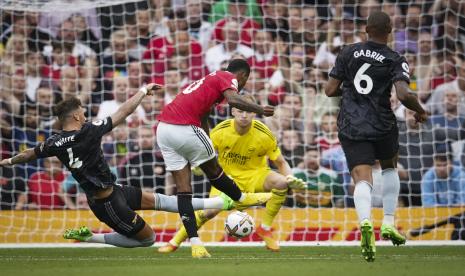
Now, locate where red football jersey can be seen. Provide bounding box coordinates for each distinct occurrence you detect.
[157,71,238,127]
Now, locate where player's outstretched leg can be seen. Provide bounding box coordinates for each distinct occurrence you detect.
[200,160,272,209]
[64,225,155,248]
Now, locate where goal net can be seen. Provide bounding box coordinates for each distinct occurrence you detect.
[1,0,464,245]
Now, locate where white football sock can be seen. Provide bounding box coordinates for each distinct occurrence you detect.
[382,168,400,226]
[354,181,372,223]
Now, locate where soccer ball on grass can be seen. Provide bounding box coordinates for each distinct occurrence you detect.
[224,211,255,239]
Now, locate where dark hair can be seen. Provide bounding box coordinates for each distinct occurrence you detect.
[226,59,251,75]
[367,11,391,36]
[54,97,82,121]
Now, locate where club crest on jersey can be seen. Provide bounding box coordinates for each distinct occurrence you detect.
[92,118,107,126]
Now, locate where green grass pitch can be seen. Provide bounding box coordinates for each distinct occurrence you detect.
[1,246,464,276]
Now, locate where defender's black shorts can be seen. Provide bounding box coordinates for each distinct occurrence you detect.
[88,185,146,237]
[339,126,399,171]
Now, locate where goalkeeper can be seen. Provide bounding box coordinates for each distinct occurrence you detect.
[158,93,305,252]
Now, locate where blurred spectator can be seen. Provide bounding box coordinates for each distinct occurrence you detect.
[382,1,405,31]
[127,61,147,95]
[261,0,288,41]
[140,92,165,125]
[428,56,465,115]
[2,34,28,65]
[70,14,102,55]
[97,76,144,123]
[25,50,47,102]
[279,129,305,168]
[164,69,182,104]
[186,0,214,50]
[143,12,205,84]
[0,12,52,52]
[102,30,137,91]
[292,148,343,207]
[39,8,101,41]
[422,151,465,207]
[57,66,91,107]
[35,86,57,129]
[0,166,26,210]
[16,157,65,210]
[248,29,278,79]
[313,12,361,69]
[398,108,437,206]
[119,126,166,194]
[287,6,304,44]
[404,51,418,92]
[123,17,147,60]
[301,6,323,63]
[2,64,28,117]
[357,0,381,19]
[134,8,152,47]
[314,111,340,152]
[42,40,74,82]
[416,31,434,101]
[212,0,261,47]
[430,89,465,131]
[205,20,253,72]
[320,144,352,201]
[394,4,421,53]
[54,19,96,61]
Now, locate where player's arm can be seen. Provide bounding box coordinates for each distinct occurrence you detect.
[110,83,163,127]
[394,80,428,123]
[271,154,292,176]
[200,112,211,136]
[224,89,274,117]
[270,155,306,189]
[0,148,38,166]
[325,77,343,97]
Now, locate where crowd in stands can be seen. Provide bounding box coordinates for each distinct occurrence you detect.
[1,0,465,210]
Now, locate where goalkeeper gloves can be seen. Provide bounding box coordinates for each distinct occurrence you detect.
[286,175,306,190]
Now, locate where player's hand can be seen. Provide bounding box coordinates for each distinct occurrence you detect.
[262,105,275,117]
[286,175,306,190]
[144,83,163,96]
[414,111,428,124]
[0,158,12,167]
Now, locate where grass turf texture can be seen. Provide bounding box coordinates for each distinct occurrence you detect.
[1,246,464,276]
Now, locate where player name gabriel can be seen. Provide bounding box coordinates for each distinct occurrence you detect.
[353,49,385,63]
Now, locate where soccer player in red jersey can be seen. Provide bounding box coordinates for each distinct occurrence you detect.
[156,59,275,258]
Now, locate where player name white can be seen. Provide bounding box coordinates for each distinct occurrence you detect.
[55,135,75,147]
[353,49,385,63]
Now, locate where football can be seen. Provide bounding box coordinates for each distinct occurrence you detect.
[224,211,255,239]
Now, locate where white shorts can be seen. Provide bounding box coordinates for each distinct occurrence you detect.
[156,122,216,171]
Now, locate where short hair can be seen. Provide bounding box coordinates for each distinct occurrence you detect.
[367,11,391,36]
[54,97,82,122]
[226,59,250,75]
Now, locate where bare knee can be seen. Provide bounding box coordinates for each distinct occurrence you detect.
[134,224,155,247]
[351,165,373,184]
